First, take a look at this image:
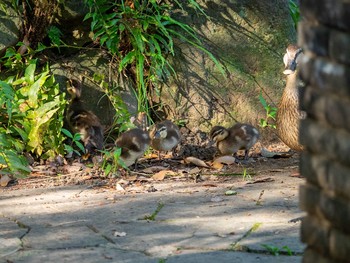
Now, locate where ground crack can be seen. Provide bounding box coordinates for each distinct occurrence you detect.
[0,215,31,258]
[86,224,115,244]
[1,215,32,241]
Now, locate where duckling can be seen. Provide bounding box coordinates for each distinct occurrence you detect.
[115,128,151,168]
[149,120,181,159]
[276,44,305,151]
[66,79,103,154]
[209,123,260,161]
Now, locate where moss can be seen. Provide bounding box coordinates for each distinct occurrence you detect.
[160,0,296,131]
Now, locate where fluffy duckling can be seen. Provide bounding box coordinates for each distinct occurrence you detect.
[276,44,305,151]
[209,123,259,161]
[115,128,151,168]
[149,120,181,159]
[66,79,103,154]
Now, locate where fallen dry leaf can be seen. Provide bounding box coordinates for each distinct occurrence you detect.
[247,177,274,184]
[117,179,129,185]
[213,155,236,165]
[184,156,210,168]
[116,183,126,191]
[203,183,217,187]
[211,162,224,170]
[189,167,201,174]
[0,175,11,187]
[152,170,176,181]
[142,166,167,174]
[145,153,159,159]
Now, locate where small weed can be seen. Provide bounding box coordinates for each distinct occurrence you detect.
[259,93,277,129]
[261,244,294,256]
[101,147,127,176]
[61,128,85,156]
[256,190,265,206]
[242,168,252,181]
[48,25,63,47]
[158,259,166,263]
[231,222,262,250]
[144,202,164,221]
[282,245,293,256]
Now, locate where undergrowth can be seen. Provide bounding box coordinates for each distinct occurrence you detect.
[0,49,67,177]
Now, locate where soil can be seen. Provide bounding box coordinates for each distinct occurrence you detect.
[2,127,301,192]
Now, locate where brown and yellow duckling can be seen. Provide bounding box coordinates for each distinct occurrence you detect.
[276,44,305,151]
[149,120,181,159]
[115,128,151,168]
[209,123,259,161]
[66,79,103,154]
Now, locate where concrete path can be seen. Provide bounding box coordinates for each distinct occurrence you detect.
[0,171,305,263]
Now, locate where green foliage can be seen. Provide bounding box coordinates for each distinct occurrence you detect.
[61,128,86,156]
[261,244,293,256]
[143,202,164,221]
[0,51,67,177]
[242,167,252,181]
[101,147,127,176]
[84,0,224,113]
[93,73,134,135]
[48,25,63,47]
[288,0,300,29]
[259,93,277,129]
[0,135,31,178]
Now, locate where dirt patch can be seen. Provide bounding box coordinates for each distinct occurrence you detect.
[2,127,301,192]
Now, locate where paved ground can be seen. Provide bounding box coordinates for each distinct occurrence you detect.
[0,163,305,263]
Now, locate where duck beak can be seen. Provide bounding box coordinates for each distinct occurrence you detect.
[154,130,161,139]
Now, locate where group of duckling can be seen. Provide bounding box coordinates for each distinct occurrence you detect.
[65,44,303,167]
[65,80,260,166]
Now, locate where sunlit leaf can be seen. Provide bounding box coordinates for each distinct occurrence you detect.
[24,60,37,84]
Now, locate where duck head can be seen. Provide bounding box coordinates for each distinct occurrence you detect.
[208,126,229,147]
[283,45,303,75]
[154,126,168,139]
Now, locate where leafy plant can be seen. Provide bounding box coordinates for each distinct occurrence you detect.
[84,0,224,114]
[93,73,134,136]
[0,134,31,178]
[259,93,277,129]
[0,51,67,177]
[261,244,294,256]
[101,147,126,176]
[48,25,64,47]
[242,167,252,181]
[61,128,86,156]
[288,0,300,29]
[143,202,164,221]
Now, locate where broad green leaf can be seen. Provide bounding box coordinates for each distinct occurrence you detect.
[64,144,73,154]
[28,72,49,107]
[119,50,136,72]
[25,61,37,84]
[36,43,47,52]
[104,163,112,176]
[73,133,81,141]
[61,128,73,138]
[75,140,85,152]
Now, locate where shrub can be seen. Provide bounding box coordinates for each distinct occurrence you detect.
[0,50,67,177]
